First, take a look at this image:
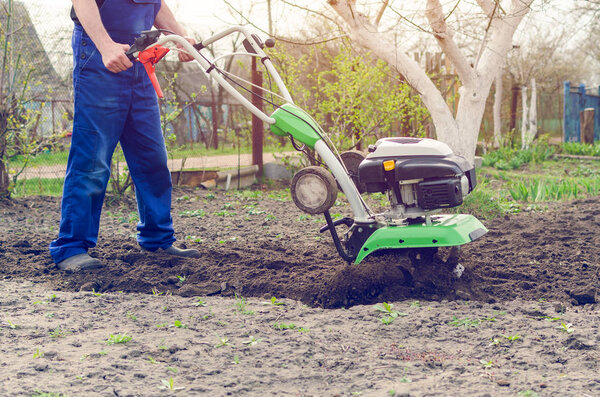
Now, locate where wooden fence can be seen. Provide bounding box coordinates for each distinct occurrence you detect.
[563,81,600,143]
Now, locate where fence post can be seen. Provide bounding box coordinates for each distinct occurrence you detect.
[563,81,570,142]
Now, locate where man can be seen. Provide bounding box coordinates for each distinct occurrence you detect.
[49,0,200,271]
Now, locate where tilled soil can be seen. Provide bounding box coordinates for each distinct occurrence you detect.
[1,189,599,396]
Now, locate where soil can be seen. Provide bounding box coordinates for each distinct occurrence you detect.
[1,189,599,396]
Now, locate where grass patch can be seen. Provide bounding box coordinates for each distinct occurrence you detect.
[11,177,64,197]
[562,142,600,157]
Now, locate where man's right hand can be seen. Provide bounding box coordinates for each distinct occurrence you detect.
[100,42,133,73]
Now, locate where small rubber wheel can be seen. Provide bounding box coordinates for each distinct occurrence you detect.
[291,166,338,214]
[339,150,367,194]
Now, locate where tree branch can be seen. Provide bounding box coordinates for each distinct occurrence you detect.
[374,0,389,26]
[476,0,496,18]
[477,0,533,83]
[425,0,475,86]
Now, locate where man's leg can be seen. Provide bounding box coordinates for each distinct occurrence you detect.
[120,66,199,258]
[49,31,130,265]
[120,70,175,251]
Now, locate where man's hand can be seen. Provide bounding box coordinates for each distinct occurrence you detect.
[99,42,133,73]
[177,36,196,62]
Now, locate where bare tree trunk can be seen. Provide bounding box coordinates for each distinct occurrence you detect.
[521,85,529,149]
[0,117,9,198]
[493,69,503,148]
[528,78,537,143]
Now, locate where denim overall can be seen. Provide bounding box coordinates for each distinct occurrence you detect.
[50,0,176,264]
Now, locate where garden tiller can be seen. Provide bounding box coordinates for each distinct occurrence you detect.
[126,27,488,265]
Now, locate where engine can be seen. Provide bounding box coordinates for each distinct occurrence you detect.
[357,137,476,219]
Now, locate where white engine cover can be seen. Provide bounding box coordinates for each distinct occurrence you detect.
[367,137,453,158]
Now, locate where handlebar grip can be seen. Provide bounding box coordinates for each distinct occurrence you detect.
[125,50,136,62]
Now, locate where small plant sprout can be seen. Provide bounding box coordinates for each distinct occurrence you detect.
[147,356,157,364]
[410,301,422,308]
[269,296,285,306]
[559,322,574,334]
[159,377,184,391]
[232,355,240,364]
[518,390,539,397]
[2,319,19,329]
[489,337,501,346]
[91,289,102,297]
[33,294,58,305]
[173,320,187,329]
[126,311,137,321]
[106,333,132,345]
[480,359,494,369]
[503,334,522,342]
[374,302,407,318]
[151,287,166,296]
[167,367,178,374]
[375,302,407,324]
[448,316,481,328]
[234,293,255,315]
[273,323,296,330]
[33,348,45,359]
[49,327,70,338]
[214,336,233,348]
[176,275,187,284]
[242,335,261,346]
[194,298,207,307]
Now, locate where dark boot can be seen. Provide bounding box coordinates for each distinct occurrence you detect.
[56,253,103,271]
[144,245,201,258]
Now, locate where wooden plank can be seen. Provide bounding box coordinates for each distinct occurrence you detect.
[580,108,595,144]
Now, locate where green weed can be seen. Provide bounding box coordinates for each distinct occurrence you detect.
[106,333,132,345]
[234,294,255,315]
[559,322,574,334]
[173,320,187,329]
[448,316,480,328]
[178,209,206,218]
[242,336,261,346]
[159,377,184,391]
[49,327,70,338]
[214,336,233,348]
[194,298,207,307]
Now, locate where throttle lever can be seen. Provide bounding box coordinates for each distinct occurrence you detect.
[138,45,170,98]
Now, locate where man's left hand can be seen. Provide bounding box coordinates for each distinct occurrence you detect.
[177,37,196,62]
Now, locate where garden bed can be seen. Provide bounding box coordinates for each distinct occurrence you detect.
[1,183,599,396]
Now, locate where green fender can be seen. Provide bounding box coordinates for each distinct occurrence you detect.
[354,214,488,264]
[270,104,322,149]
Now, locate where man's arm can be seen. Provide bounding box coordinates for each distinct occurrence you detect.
[72,0,133,73]
[154,0,195,62]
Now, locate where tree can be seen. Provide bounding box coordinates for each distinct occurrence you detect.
[326,0,534,164]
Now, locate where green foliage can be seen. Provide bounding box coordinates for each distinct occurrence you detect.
[562,142,600,157]
[508,177,600,202]
[452,176,507,220]
[483,143,557,170]
[270,41,429,151]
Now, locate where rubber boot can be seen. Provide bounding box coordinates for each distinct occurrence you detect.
[56,253,103,271]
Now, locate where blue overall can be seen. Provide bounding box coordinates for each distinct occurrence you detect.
[49,0,176,264]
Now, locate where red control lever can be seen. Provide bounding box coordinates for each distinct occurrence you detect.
[137,44,170,98]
